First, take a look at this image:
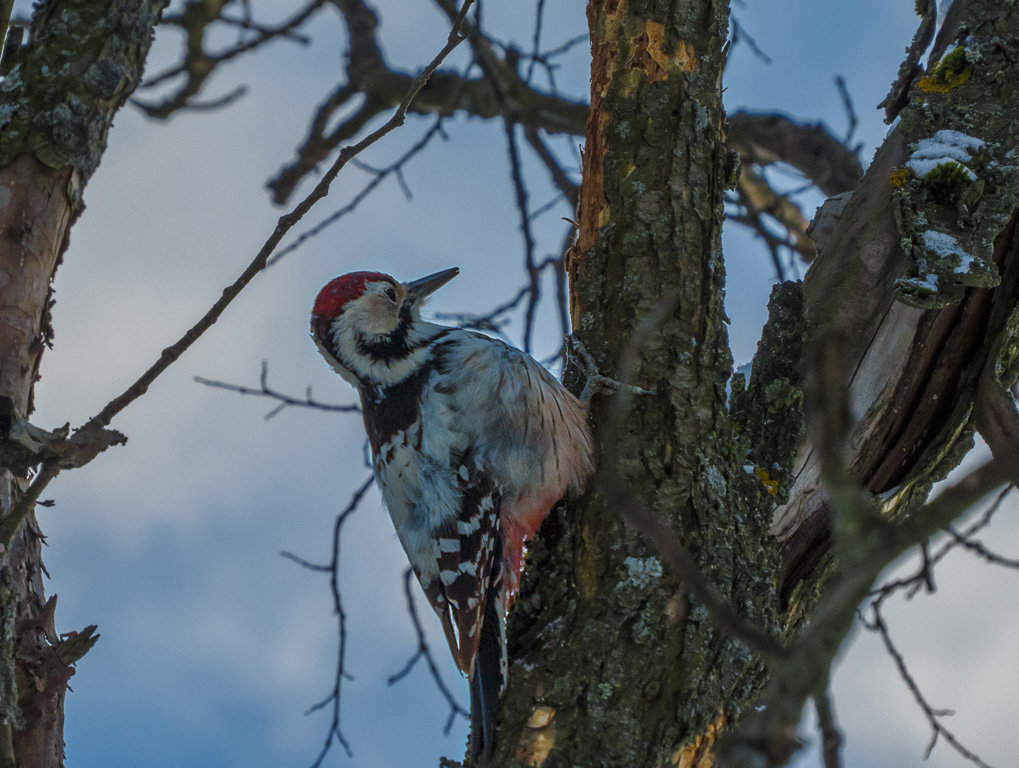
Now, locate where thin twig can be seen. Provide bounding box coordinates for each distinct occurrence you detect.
[296,475,375,765]
[387,568,468,734]
[532,33,588,63]
[869,605,994,768]
[946,528,1019,569]
[268,118,448,266]
[166,85,249,112]
[878,0,937,122]
[869,487,1012,601]
[436,285,529,335]
[503,118,541,353]
[0,460,58,546]
[834,76,859,150]
[524,0,547,85]
[142,0,324,90]
[729,18,772,65]
[524,125,579,206]
[434,252,566,338]
[194,361,360,420]
[216,12,312,44]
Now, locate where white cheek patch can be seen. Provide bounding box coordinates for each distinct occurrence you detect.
[329,315,436,386]
[343,294,401,336]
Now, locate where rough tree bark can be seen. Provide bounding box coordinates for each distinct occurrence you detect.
[0,3,166,766]
[481,1,1019,767]
[490,2,777,765]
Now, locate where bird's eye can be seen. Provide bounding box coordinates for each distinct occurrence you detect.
[384,286,397,302]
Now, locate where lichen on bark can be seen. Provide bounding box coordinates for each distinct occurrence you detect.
[0,0,166,192]
[890,22,1019,308]
[730,281,806,504]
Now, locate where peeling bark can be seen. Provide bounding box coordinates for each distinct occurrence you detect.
[0,154,76,768]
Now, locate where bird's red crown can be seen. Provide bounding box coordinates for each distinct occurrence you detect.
[312,271,393,319]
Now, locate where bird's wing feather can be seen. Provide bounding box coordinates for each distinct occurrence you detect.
[428,331,593,499]
[428,454,502,674]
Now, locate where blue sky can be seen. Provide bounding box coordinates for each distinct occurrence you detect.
[7,1,1017,766]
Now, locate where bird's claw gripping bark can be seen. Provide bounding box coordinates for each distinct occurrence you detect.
[566,335,656,406]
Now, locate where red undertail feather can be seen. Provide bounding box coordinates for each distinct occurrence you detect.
[500,493,559,606]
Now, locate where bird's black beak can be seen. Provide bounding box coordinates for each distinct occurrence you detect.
[404,267,459,304]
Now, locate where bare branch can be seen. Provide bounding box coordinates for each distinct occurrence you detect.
[523,126,579,206]
[291,475,374,765]
[268,0,588,203]
[814,690,843,768]
[136,1,326,118]
[436,285,529,335]
[945,526,1019,570]
[878,0,937,122]
[532,33,588,62]
[730,167,816,271]
[194,362,360,419]
[94,1,473,430]
[434,249,569,346]
[216,11,312,44]
[523,0,547,85]
[833,76,859,149]
[268,118,448,267]
[503,119,541,353]
[891,455,1016,553]
[727,112,863,197]
[387,569,468,734]
[869,487,1011,600]
[729,17,772,65]
[0,397,125,546]
[519,32,589,93]
[160,85,249,113]
[0,397,125,476]
[1,460,59,548]
[720,331,1018,767]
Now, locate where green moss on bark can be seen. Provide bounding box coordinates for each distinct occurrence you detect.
[730,281,806,503]
[893,19,1019,308]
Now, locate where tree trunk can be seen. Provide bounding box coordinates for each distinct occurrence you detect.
[489,2,781,765]
[486,0,1019,766]
[0,3,166,765]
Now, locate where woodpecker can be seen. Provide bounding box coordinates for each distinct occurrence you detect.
[311,267,593,758]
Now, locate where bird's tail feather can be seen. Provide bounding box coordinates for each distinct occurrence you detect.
[468,571,505,760]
